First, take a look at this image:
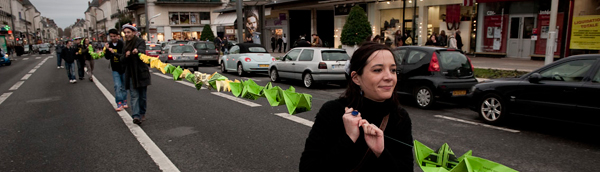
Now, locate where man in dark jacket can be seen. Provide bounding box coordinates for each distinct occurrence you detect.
[61,40,77,83]
[105,28,128,111]
[74,37,86,80]
[455,30,463,51]
[270,35,276,52]
[277,36,283,53]
[122,24,150,125]
[55,42,64,69]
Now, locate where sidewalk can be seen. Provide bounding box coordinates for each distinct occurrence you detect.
[468,56,544,72]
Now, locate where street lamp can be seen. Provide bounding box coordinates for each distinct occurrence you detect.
[95,7,106,42]
[148,13,161,42]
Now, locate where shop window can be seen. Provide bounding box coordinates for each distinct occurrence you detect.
[180,12,190,24]
[200,12,211,24]
[509,17,520,39]
[170,12,180,25]
[190,13,199,24]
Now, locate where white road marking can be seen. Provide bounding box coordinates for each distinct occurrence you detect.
[22,58,29,60]
[48,56,53,58]
[0,92,12,106]
[434,115,520,133]
[242,77,261,82]
[152,72,173,79]
[91,75,181,172]
[35,57,41,59]
[29,69,37,73]
[176,81,206,89]
[9,81,24,91]
[21,74,32,80]
[211,92,262,107]
[274,113,314,127]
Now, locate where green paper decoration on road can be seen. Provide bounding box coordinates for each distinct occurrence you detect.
[414,140,517,172]
[172,66,183,81]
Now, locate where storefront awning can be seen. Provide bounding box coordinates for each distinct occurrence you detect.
[214,12,237,26]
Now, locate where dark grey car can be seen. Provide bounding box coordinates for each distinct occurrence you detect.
[189,41,219,65]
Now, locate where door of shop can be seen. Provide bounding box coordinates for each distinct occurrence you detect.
[507,15,536,58]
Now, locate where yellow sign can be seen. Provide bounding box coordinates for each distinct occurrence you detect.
[570,15,600,50]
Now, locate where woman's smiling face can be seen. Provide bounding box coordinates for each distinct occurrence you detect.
[352,50,397,102]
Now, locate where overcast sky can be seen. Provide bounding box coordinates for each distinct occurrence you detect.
[29,0,89,29]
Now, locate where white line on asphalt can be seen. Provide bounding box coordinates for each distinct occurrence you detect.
[176,81,206,89]
[91,75,181,172]
[0,92,12,106]
[274,113,314,127]
[9,81,24,91]
[433,115,520,133]
[28,69,37,73]
[35,57,41,59]
[22,58,29,60]
[21,74,32,80]
[211,92,262,107]
[242,77,261,82]
[152,72,173,79]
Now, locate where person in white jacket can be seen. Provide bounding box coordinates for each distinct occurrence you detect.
[448,32,458,50]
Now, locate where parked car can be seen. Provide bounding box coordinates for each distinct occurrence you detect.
[145,44,161,57]
[23,45,29,54]
[469,54,600,126]
[269,47,349,88]
[393,46,478,109]
[0,52,10,66]
[220,43,275,76]
[38,43,50,54]
[188,41,219,65]
[159,44,199,71]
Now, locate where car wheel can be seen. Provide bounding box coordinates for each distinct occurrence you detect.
[220,61,227,73]
[270,68,280,82]
[479,93,505,124]
[303,73,314,88]
[415,86,435,109]
[237,63,244,76]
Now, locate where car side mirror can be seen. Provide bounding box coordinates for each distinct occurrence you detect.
[529,73,542,83]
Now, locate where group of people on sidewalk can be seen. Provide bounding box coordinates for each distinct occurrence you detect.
[426,30,464,51]
[270,34,288,53]
[58,24,151,125]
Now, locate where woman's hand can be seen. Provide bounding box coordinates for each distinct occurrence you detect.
[132,48,138,54]
[360,119,385,157]
[126,51,131,57]
[342,107,362,143]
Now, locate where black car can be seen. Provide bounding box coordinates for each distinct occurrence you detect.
[393,46,478,109]
[469,54,600,126]
[188,41,219,65]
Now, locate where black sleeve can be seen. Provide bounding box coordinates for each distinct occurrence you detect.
[299,101,357,172]
[375,109,414,171]
[104,47,113,60]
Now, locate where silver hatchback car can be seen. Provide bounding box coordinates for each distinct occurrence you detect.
[269,47,349,88]
[159,44,199,71]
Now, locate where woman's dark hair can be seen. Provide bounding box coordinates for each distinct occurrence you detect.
[342,42,400,110]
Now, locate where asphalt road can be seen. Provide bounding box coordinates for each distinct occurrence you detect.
[0,53,598,171]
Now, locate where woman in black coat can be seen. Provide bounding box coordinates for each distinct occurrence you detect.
[300,42,414,171]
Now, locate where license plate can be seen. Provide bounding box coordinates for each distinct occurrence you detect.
[259,64,269,68]
[177,56,189,60]
[331,64,344,69]
[202,56,213,59]
[452,90,467,96]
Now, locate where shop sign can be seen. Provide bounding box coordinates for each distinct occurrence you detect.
[182,27,191,32]
[570,15,600,50]
[486,11,496,16]
[539,10,551,15]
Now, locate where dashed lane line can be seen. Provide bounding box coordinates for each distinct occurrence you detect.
[35,57,41,59]
[0,92,12,106]
[91,75,181,172]
[9,81,24,91]
[211,92,262,107]
[28,69,37,74]
[434,115,520,133]
[22,58,29,60]
[21,74,32,80]
[274,113,314,127]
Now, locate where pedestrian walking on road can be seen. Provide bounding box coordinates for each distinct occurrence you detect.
[300,42,413,171]
[122,24,150,125]
[82,38,95,82]
[105,28,128,111]
[74,37,86,80]
[282,34,287,52]
[55,42,64,69]
[61,40,77,83]
[271,35,277,52]
[277,36,283,53]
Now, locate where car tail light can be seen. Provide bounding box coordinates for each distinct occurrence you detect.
[179,44,184,46]
[168,55,173,60]
[318,62,327,69]
[428,52,440,72]
[272,58,276,61]
[195,54,198,60]
[245,57,251,62]
[467,57,474,72]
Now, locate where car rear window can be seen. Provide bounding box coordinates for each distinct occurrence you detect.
[248,47,267,53]
[171,45,195,53]
[321,51,349,61]
[146,45,161,50]
[438,51,473,78]
[194,43,216,50]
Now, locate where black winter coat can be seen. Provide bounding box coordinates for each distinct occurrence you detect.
[300,98,414,172]
[61,47,77,63]
[122,38,150,89]
[105,40,125,73]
